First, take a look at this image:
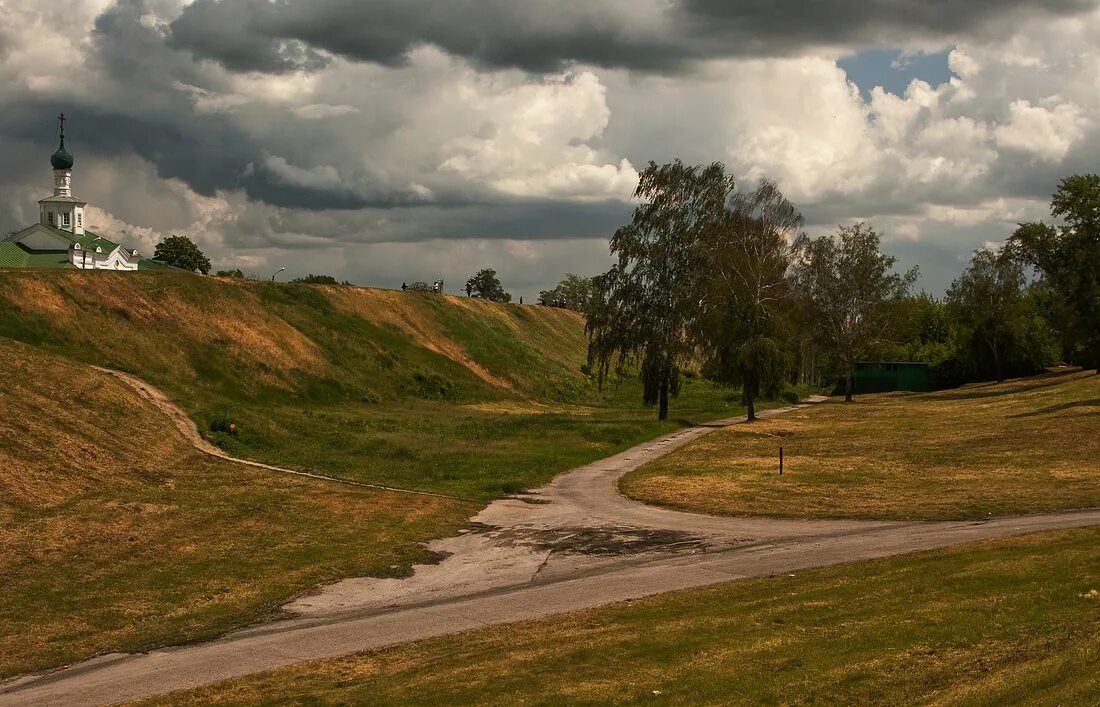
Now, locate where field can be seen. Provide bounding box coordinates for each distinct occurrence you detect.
[0,337,477,678]
[0,272,745,679]
[145,526,1100,705]
[0,272,744,499]
[622,370,1100,520]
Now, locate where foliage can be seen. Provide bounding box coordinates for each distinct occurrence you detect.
[465,268,512,302]
[793,223,917,401]
[698,179,804,420]
[587,160,733,420]
[538,273,598,310]
[153,235,211,275]
[409,371,457,400]
[215,268,246,278]
[291,274,339,285]
[946,249,1058,382]
[1008,174,1100,370]
[406,281,434,292]
[867,293,954,366]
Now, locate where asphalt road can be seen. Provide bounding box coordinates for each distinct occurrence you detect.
[4,398,1099,706]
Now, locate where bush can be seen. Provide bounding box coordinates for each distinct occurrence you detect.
[360,390,381,404]
[780,389,801,405]
[291,274,340,285]
[411,371,457,400]
[208,414,239,437]
[537,377,592,403]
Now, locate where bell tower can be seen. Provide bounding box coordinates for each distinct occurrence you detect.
[39,113,86,236]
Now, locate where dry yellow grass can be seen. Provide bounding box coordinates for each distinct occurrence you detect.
[0,338,472,678]
[329,287,516,389]
[622,370,1100,520]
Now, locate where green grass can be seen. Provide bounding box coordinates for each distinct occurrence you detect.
[145,527,1100,705]
[0,274,748,678]
[0,271,746,499]
[622,370,1100,520]
[0,338,475,679]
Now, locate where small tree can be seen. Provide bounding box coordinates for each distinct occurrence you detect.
[153,235,210,274]
[538,273,598,310]
[215,268,245,278]
[793,223,917,401]
[466,268,512,302]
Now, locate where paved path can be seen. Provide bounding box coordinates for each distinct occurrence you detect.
[4,398,1099,706]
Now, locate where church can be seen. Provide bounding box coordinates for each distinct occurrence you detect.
[0,115,176,271]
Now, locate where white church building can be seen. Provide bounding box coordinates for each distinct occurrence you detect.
[0,115,176,271]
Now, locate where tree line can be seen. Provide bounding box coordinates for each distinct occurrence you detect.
[584,160,1099,421]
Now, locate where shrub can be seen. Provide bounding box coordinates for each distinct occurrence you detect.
[780,389,801,405]
[360,390,381,404]
[411,371,456,400]
[208,414,239,437]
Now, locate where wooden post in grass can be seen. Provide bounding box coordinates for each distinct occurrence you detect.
[779,446,784,476]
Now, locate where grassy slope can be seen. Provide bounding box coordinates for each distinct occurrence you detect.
[147,527,1100,706]
[0,271,742,499]
[0,271,743,679]
[622,370,1100,520]
[0,337,475,679]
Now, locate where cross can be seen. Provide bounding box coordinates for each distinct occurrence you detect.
[58,112,66,138]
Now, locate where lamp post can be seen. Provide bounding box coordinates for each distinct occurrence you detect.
[271,267,286,282]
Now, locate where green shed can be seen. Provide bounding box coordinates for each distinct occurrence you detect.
[853,361,933,393]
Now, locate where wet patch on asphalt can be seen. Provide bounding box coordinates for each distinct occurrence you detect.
[472,524,709,556]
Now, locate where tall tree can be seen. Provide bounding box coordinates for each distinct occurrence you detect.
[699,180,804,420]
[587,160,732,420]
[794,223,917,401]
[1008,174,1100,371]
[465,268,512,302]
[946,250,1028,382]
[153,235,210,274]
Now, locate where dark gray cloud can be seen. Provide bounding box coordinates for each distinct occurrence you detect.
[168,0,1098,74]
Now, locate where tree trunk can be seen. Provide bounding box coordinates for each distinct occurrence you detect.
[658,377,670,421]
[746,395,756,422]
[993,343,1004,382]
[844,371,854,402]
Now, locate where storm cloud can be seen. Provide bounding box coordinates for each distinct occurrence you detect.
[168,0,1098,74]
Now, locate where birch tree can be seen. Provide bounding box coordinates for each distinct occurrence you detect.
[794,224,917,401]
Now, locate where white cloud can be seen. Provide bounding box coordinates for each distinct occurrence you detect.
[995,99,1087,160]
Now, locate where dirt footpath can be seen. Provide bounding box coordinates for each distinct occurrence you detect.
[4,396,1099,706]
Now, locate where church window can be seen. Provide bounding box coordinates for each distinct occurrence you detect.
[77,213,82,227]
[63,212,71,226]
[48,212,54,226]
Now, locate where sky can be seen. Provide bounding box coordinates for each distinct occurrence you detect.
[2,1,1098,300]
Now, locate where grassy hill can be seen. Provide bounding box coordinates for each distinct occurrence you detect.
[0,270,735,678]
[0,271,740,498]
[0,336,474,679]
[0,270,587,405]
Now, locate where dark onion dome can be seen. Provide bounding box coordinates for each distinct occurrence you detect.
[51,136,73,170]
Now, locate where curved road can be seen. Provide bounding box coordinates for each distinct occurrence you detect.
[3,396,1099,706]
